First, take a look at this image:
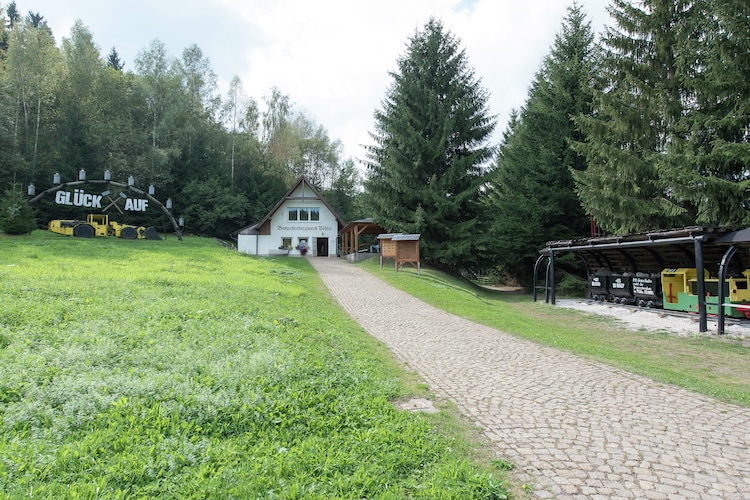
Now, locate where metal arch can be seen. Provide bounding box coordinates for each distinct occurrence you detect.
[28,179,183,241]
[534,249,590,305]
[549,250,556,304]
[575,252,591,282]
[673,243,695,262]
[533,252,556,304]
[614,248,639,273]
[580,249,610,271]
[718,245,739,335]
[533,254,547,303]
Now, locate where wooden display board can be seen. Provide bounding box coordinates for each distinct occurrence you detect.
[378,233,421,275]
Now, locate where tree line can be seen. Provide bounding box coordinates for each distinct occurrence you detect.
[0,1,361,239]
[364,1,749,285]
[2,1,749,288]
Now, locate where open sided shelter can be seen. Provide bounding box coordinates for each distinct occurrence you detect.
[378,233,421,275]
[534,226,750,334]
[339,218,387,257]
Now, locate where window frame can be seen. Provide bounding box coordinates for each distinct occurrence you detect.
[288,207,320,222]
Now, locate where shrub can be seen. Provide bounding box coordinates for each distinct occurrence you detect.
[0,185,36,234]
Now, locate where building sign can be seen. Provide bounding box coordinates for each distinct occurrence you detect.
[55,189,148,212]
[276,224,333,232]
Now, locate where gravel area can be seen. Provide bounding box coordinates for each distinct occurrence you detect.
[555,298,750,340]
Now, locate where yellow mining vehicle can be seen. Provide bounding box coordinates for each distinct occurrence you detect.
[48,214,161,240]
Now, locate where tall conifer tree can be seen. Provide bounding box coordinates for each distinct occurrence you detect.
[488,3,596,285]
[364,18,495,270]
[664,0,750,226]
[572,0,697,233]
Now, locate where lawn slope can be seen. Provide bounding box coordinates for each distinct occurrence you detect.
[0,233,507,499]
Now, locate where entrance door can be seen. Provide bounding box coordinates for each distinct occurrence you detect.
[316,237,329,257]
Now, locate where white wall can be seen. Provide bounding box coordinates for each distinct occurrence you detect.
[237,234,258,255]
[238,184,339,257]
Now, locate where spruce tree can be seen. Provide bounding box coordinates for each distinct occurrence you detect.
[364,18,495,270]
[663,0,750,227]
[107,47,124,71]
[571,0,697,234]
[488,3,596,286]
[0,184,36,234]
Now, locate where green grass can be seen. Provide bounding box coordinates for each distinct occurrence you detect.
[360,258,750,407]
[0,232,508,499]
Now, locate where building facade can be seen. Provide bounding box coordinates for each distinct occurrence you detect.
[235,177,344,257]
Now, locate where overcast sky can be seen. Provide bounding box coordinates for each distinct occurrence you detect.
[16,0,612,162]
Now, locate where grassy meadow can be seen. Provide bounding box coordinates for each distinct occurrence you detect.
[0,232,508,499]
[360,258,750,407]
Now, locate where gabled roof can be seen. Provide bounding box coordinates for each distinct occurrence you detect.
[338,218,387,236]
[377,233,421,241]
[235,176,345,235]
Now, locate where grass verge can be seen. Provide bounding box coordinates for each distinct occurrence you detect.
[0,232,508,498]
[358,257,750,407]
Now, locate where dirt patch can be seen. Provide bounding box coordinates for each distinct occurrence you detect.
[393,397,439,413]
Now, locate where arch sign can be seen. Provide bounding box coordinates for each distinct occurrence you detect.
[28,178,183,241]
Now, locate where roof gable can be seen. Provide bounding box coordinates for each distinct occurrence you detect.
[235,176,344,235]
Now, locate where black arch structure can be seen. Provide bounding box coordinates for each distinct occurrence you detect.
[534,226,749,334]
[28,179,182,241]
[715,228,750,334]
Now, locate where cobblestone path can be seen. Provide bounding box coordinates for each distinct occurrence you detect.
[309,257,750,499]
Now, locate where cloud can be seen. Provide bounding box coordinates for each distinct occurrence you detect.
[21,0,611,162]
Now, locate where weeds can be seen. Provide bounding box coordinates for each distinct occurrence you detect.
[0,233,507,498]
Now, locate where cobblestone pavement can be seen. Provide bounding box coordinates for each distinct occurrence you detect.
[309,257,750,499]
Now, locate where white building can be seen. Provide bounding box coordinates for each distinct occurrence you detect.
[235,177,344,257]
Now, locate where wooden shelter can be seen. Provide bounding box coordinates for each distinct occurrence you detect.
[339,218,386,256]
[378,233,421,275]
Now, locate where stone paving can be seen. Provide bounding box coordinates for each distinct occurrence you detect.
[308,256,750,499]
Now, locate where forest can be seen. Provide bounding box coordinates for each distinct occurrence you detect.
[2,1,749,286]
[0,1,362,240]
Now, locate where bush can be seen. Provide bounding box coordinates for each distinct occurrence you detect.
[557,272,588,297]
[0,185,36,234]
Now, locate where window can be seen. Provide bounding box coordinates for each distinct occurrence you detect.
[298,237,308,248]
[281,237,292,250]
[288,207,319,222]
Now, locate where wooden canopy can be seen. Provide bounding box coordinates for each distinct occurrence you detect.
[339,218,386,255]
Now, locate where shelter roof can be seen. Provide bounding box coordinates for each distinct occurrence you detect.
[392,234,421,241]
[716,227,750,245]
[338,218,386,236]
[540,226,747,275]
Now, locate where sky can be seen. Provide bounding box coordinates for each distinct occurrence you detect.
[15,0,612,162]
